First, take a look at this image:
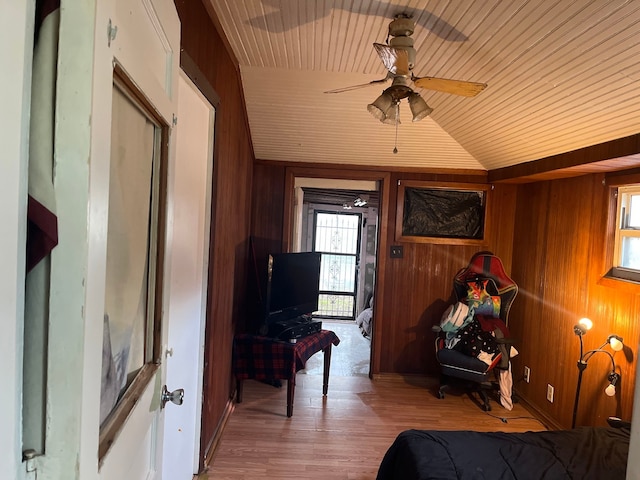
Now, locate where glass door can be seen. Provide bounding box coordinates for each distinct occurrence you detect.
[313,211,362,319]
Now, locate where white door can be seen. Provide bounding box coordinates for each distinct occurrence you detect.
[91,0,180,478]
[0,2,32,479]
[161,71,215,477]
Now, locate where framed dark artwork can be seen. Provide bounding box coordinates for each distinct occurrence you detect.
[396,181,489,245]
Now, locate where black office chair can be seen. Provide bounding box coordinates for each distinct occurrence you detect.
[433,252,518,411]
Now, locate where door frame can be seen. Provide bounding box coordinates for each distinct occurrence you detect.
[1,1,33,478]
[178,52,224,472]
[283,167,390,376]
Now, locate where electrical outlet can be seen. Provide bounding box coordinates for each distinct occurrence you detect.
[524,366,530,383]
[547,384,554,403]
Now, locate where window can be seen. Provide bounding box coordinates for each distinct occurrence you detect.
[612,185,640,281]
[98,67,169,462]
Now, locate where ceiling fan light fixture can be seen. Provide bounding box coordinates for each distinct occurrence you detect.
[367,91,394,121]
[408,92,433,122]
[382,102,401,125]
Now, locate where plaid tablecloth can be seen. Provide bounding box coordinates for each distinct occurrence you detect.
[233,330,340,381]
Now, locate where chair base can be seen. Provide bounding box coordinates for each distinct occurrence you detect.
[437,375,494,411]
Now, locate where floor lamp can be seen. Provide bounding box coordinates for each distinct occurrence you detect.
[572,317,623,429]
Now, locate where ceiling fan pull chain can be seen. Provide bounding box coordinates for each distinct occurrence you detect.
[393,103,399,154]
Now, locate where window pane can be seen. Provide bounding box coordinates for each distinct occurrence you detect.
[317,293,354,317]
[319,254,355,292]
[630,195,640,228]
[620,236,640,269]
[101,85,157,426]
[314,213,359,254]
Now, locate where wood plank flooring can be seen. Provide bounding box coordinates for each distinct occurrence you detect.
[202,373,546,479]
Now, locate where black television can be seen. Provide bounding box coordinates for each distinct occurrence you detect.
[264,251,322,326]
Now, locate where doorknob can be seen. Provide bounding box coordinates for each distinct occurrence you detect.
[161,385,184,409]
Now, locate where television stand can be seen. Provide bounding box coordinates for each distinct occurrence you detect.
[233,330,340,417]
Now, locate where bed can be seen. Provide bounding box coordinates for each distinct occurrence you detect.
[376,426,630,479]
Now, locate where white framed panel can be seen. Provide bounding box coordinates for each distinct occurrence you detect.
[111,0,180,124]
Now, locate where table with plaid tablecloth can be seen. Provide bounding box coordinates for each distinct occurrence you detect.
[233,330,340,417]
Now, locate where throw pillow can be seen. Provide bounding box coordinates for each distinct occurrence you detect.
[466,278,501,318]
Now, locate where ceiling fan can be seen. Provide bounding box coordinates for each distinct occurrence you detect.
[325,14,487,125]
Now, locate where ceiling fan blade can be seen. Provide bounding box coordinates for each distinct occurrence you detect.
[373,43,410,76]
[413,76,487,97]
[324,74,391,94]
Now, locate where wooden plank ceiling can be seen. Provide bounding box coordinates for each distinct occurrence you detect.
[207,0,640,171]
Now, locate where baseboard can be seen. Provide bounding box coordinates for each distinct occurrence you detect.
[512,388,563,431]
[200,396,236,472]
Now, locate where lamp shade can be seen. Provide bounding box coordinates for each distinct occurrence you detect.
[408,92,433,122]
[367,91,394,121]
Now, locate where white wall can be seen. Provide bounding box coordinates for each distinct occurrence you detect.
[0,1,34,479]
[294,178,378,191]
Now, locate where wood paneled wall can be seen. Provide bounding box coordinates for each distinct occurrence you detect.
[175,0,255,463]
[380,172,517,375]
[510,173,640,429]
[243,162,287,333]
[250,164,518,375]
[251,160,640,429]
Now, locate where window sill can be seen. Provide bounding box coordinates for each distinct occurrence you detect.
[598,274,640,295]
